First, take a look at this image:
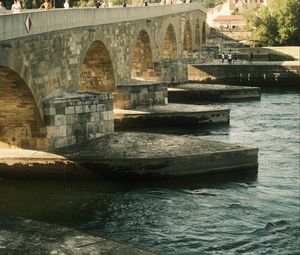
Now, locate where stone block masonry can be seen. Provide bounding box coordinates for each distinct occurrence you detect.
[43,91,114,150]
[114,82,168,109]
[188,63,300,86]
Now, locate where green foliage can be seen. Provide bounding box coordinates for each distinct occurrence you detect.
[193,0,225,8]
[232,7,239,15]
[252,0,300,46]
[240,3,258,29]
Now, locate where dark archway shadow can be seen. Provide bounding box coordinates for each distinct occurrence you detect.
[80,40,116,93]
[0,66,48,149]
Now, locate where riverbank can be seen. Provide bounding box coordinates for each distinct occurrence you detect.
[188,61,300,86]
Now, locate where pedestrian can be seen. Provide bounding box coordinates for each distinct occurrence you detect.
[227,49,232,64]
[0,2,6,15]
[221,52,225,64]
[64,0,69,8]
[40,0,52,10]
[123,0,126,7]
[144,0,148,6]
[233,52,237,64]
[95,1,101,7]
[11,0,21,13]
[249,51,253,64]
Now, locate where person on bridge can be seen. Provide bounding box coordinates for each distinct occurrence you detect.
[221,52,225,64]
[40,0,52,10]
[64,0,69,9]
[0,2,6,15]
[11,0,21,13]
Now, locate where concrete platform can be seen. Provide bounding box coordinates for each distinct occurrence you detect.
[114,103,230,129]
[0,215,156,255]
[0,132,258,179]
[168,83,261,103]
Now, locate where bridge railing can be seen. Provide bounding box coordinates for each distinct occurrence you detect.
[0,3,206,42]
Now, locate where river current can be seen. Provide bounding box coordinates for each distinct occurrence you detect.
[0,89,299,254]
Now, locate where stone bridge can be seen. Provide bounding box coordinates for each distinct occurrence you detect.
[0,4,208,150]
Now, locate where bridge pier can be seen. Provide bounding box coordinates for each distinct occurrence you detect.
[43,91,114,150]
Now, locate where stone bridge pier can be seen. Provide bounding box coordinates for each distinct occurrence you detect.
[0,4,208,150]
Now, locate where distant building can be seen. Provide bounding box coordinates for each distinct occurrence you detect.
[212,15,247,29]
[207,0,268,29]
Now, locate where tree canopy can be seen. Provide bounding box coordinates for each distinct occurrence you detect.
[252,0,300,46]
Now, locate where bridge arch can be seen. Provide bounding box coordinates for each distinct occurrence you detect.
[0,66,47,149]
[202,21,206,44]
[80,40,115,93]
[195,18,201,49]
[163,24,177,59]
[183,20,193,57]
[131,29,157,82]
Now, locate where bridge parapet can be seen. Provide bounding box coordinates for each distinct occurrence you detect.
[0,4,206,41]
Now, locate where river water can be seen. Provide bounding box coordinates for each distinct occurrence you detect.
[0,89,299,254]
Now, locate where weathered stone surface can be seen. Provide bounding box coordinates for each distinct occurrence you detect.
[0,132,258,179]
[0,215,156,255]
[168,83,261,102]
[114,103,230,128]
[61,132,258,177]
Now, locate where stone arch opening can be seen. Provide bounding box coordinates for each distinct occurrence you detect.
[80,40,115,93]
[163,24,177,59]
[183,20,193,58]
[131,29,157,81]
[195,19,201,49]
[202,21,206,44]
[0,66,47,149]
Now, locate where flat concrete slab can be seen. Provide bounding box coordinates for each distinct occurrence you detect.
[168,83,261,103]
[63,132,258,177]
[0,132,258,179]
[114,103,230,129]
[0,215,156,255]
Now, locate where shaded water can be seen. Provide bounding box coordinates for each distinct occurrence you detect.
[0,90,299,254]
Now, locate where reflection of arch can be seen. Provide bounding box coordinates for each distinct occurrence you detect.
[0,66,47,149]
[163,24,177,59]
[183,20,193,57]
[80,40,115,93]
[131,29,157,81]
[195,19,201,49]
[202,21,206,44]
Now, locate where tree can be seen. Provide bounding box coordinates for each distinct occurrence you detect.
[240,3,259,29]
[194,0,225,8]
[252,0,300,46]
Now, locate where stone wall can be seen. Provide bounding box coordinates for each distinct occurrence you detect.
[43,91,114,150]
[188,64,300,86]
[114,83,168,109]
